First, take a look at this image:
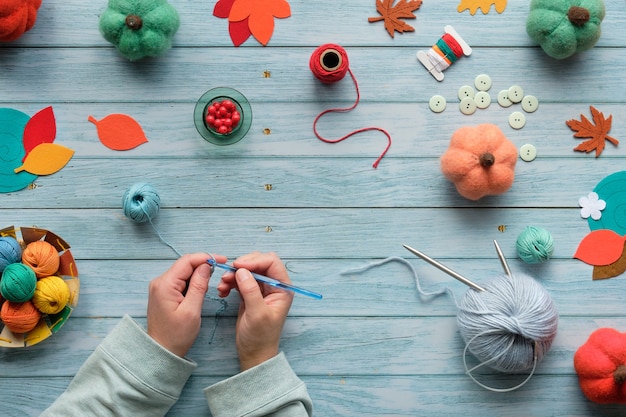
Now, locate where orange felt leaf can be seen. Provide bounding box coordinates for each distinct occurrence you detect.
[22,106,56,161]
[368,0,422,38]
[88,114,148,151]
[14,143,74,176]
[229,0,291,46]
[593,242,626,280]
[567,106,619,157]
[574,229,626,266]
[457,0,507,15]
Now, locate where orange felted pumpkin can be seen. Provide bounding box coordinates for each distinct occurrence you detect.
[440,124,517,200]
[574,328,626,404]
[0,0,42,42]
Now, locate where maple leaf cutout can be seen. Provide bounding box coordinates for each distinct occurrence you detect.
[368,0,423,38]
[567,106,619,157]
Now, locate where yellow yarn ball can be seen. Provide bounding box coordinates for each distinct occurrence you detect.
[32,276,70,315]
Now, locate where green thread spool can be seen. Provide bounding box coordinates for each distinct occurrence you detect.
[1,263,37,302]
[516,226,554,264]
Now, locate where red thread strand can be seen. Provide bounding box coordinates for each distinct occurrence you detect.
[310,44,391,169]
[441,33,463,59]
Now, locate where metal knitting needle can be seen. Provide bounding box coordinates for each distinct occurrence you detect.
[403,244,486,292]
[493,240,513,279]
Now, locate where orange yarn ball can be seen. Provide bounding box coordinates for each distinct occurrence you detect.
[32,276,70,315]
[1,300,41,333]
[21,240,60,278]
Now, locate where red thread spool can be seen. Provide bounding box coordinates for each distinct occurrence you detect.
[309,44,350,84]
[309,44,391,169]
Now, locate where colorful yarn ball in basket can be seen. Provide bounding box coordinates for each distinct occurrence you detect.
[32,276,70,315]
[0,226,79,348]
[1,263,36,302]
[21,240,60,278]
[0,300,41,334]
[0,236,22,272]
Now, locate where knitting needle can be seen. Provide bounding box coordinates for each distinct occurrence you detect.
[493,240,513,279]
[206,258,323,300]
[402,244,486,292]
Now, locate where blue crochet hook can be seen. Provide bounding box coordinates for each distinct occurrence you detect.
[206,258,323,300]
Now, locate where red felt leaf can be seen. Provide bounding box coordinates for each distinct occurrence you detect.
[229,19,252,46]
[574,229,626,266]
[214,0,237,18]
[22,106,56,161]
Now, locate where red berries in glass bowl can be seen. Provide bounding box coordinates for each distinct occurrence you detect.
[204,98,242,136]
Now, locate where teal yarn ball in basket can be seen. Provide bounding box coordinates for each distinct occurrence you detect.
[0,236,22,273]
[122,183,161,223]
[516,226,554,264]
[1,263,37,302]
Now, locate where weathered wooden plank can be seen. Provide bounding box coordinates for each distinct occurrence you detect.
[1,157,623,209]
[1,316,623,377]
[0,208,596,259]
[2,47,625,103]
[32,258,624,318]
[5,374,625,417]
[14,0,626,48]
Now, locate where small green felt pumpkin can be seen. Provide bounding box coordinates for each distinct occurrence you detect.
[526,0,605,60]
[99,0,180,61]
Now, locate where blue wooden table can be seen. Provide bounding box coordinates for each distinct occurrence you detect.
[2,0,626,415]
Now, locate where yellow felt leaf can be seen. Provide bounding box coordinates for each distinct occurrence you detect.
[14,143,74,176]
[457,0,507,15]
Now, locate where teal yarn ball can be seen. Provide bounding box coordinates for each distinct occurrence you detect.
[1,263,37,302]
[0,236,22,273]
[516,226,554,264]
[122,183,161,223]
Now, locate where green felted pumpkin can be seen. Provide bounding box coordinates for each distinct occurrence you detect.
[526,0,605,59]
[99,0,180,61]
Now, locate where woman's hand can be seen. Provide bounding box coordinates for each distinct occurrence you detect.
[217,252,294,370]
[147,252,227,357]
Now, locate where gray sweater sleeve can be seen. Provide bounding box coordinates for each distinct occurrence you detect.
[41,315,313,417]
[204,352,313,417]
[40,315,196,417]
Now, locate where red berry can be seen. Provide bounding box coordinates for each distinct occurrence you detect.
[223,118,232,127]
[214,119,223,128]
[218,125,229,135]
[232,112,241,124]
[219,106,228,116]
[208,104,217,115]
[206,115,215,126]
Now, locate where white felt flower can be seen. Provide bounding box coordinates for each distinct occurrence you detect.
[579,192,606,220]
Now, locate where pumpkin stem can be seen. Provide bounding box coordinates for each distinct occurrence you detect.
[125,14,143,30]
[614,364,626,385]
[479,153,495,168]
[568,6,590,27]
